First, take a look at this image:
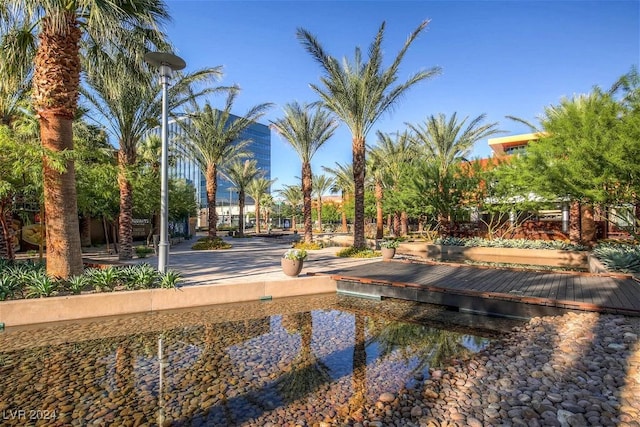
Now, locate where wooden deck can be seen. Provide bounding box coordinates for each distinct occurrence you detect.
[327,260,640,319]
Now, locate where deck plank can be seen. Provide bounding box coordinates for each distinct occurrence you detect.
[330,260,640,317]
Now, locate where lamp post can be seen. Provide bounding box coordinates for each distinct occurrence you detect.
[144,52,186,273]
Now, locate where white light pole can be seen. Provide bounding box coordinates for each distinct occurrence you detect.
[144,52,186,273]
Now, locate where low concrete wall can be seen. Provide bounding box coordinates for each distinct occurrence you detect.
[413,244,589,269]
[0,275,336,327]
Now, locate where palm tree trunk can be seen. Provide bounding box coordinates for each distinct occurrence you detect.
[341,191,348,232]
[302,161,313,243]
[33,13,83,278]
[206,164,218,238]
[255,201,261,234]
[80,215,91,247]
[0,195,15,260]
[238,190,246,237]
[401,211,408,236]
[317,196,323,233]
[117,157,133,260]
[375,180,384,239]
[393,211,401,236]
[352,137,366,248]
[569,200,581,244]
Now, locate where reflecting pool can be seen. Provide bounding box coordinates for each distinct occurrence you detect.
[0,295,520,426]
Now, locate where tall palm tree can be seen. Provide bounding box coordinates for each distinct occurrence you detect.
[83,51,222,259]
[278,185,303,231]
[297,21,441,248]
[177,90,272,238]
[271,102,337,243]
[408,113,501,225]
[5,0,170,277]
[312,173,333,233]
[322,162,354,233]
[224,159,262,237]
[246,176,276,234]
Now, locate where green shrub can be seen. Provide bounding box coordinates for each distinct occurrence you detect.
[379,239,399,249]
[191,237,232,250]
[134,246,154,258]
[434,236,588,251]
[336,246,380,258]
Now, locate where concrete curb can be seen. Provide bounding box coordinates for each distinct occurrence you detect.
[0,275,336,327]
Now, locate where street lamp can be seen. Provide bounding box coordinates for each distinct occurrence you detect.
[144,52,186,273]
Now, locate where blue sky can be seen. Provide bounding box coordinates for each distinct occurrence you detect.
[164,0,639,191]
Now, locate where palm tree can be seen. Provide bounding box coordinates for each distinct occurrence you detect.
[0,15,34,259]
[322,162,354,233]
[83,51,222,260]
[408,113,501,226]
[297,21,441,248]
[271,102,337,244]
[312,173,334,233]
[224,159,263,237]
[176,90,272,238]
[278,185,303,231]
[369,131,417,237]
[5,0,170,277]
[246,176,276,234]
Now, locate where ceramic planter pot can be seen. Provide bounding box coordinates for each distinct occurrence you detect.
[381,247,396,260]
[281,258,304,277]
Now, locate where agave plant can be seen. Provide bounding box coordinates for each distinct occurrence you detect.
[160,270,182,289]
[24,271,58,298]
[126,264,160,290]
[85,267,121,292]
[0,276,19,301]
[593,243,640,274]
[65,275,89,295]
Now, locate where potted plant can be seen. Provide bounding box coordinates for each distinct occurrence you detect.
[380,239,399,260]
[281,248,308,277]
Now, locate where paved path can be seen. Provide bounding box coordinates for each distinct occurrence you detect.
[83,235,379,285]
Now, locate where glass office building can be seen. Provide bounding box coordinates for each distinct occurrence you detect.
[151,113,271,226]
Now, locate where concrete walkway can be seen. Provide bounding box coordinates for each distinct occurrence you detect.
[83,235,379,286]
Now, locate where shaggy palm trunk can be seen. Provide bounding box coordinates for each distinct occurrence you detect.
[0,195,15,260]
[341,191,348,232]
[352,136,366,248]
[374,180,384,239]
[206,164,218,238]
[255,201,261,234]
[117,152,134,260]
[393,211,401,236]
[33,13,83,278]
[401,211,408,236]
[317,196,323,233]
[581,204,596,245]
[569,200,581,244]
[302,162,313,243]
[80,215,91,247]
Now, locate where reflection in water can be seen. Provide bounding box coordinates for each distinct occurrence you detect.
[0,295,497,426]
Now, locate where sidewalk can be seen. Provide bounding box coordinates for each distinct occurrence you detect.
[83,235,380,286]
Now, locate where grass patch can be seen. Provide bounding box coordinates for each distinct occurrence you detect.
[191,237,232,250]
[336,246,380,258]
